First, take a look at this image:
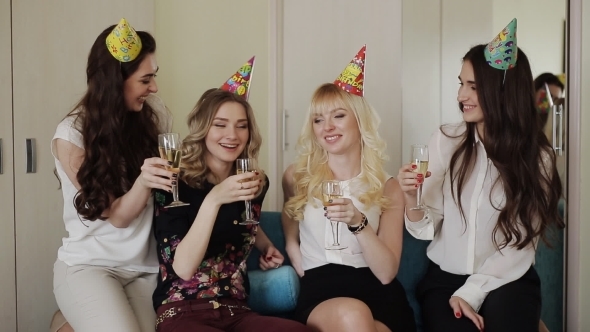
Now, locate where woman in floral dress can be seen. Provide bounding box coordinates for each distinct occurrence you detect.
[151,88,310,332]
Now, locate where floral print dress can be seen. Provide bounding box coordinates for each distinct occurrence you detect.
[151,177,267,311]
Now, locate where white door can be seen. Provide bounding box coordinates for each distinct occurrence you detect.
[11,2,154,330]
[0,0,16,330]
[280,0,403,198]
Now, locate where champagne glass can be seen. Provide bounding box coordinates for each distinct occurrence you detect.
[322,180,347,250]
[236,158,259,225]
[410,144,429,211]
[158,133,189,208]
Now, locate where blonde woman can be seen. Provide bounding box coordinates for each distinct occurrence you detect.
[282,83,416,332]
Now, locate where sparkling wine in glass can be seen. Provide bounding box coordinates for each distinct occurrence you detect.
[236,158,259,225]
[322,180,347,250]
[410,144,429,211]
[158,133,189,208]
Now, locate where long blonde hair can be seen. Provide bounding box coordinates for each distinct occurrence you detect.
[181,88,262,188]
[284,83,389,221]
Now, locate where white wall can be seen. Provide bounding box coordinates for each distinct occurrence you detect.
[402,0,493,158]
[493,0,566,77]
[440,0,494,125]
[401,0,442,159]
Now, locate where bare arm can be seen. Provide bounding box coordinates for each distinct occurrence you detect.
[281,164,305,277]
[171,194,220,281]
[54,138,173,228]
[356,178,405,284]
[254,226,273,253]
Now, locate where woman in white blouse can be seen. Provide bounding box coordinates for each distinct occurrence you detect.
[397,44,564,331]
[282,83,416,332]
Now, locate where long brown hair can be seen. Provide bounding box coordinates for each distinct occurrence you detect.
[70,25,160,221]
[448,44,564,250]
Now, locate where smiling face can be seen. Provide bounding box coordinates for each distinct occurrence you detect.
[457,60,484,129]
[123,53,159,111]
[312,104,361,156]
[204,101,250,167]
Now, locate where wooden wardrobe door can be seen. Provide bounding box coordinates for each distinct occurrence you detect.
[11,1,154,330]
[0,0,16,330]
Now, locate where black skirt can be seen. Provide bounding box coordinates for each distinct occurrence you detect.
[294,264,417,332]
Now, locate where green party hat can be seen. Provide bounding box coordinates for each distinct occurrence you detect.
[484,18,517,70]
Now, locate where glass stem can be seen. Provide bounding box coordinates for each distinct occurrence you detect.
[172,184,180,202]
[416,183,423,207]
[245,200,253,221]
[330,220,339,245]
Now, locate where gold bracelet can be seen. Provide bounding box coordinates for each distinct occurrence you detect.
[348,213,368,235]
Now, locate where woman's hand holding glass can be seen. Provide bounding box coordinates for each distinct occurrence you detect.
[208,172,261,207]
[236,158,260,225]
[138,157,175,192]
[409,144,429,211]
[397,163,431,213]
[322,180,347,250]
[324,197,364,227]
[159,133,189,208]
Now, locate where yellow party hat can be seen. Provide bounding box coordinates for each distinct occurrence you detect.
[106,18,142,62]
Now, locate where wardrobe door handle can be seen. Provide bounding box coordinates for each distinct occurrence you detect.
[557,103,564,156]
[26,138,36,173]
[552,105,558,153]
[0,138,3,174]
[283,109,289,151]
[552,104,564,156]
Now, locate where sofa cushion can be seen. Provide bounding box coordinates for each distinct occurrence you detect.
[246,211,298,314]
[535,226,564,332]
[397,230,431,331]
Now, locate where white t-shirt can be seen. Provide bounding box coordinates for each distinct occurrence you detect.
[405,122,540,312]
[51,94,172,272]
[299,175,386,271]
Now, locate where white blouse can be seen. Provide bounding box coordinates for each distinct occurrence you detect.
[405,122,539,312]
[51,94,172,272]
[299,175,384,271]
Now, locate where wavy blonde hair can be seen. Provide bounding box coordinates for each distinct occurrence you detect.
[181,88,262,188]
[284,83,390,221]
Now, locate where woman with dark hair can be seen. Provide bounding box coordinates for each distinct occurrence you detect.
[51,19,173,332]
[398,20,563,332]
[534,72,565,133]
[151,85,310,331]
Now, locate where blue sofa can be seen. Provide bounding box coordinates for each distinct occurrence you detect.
[247,211,564,332]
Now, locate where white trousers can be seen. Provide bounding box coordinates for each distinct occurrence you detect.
[53,259,157,332]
